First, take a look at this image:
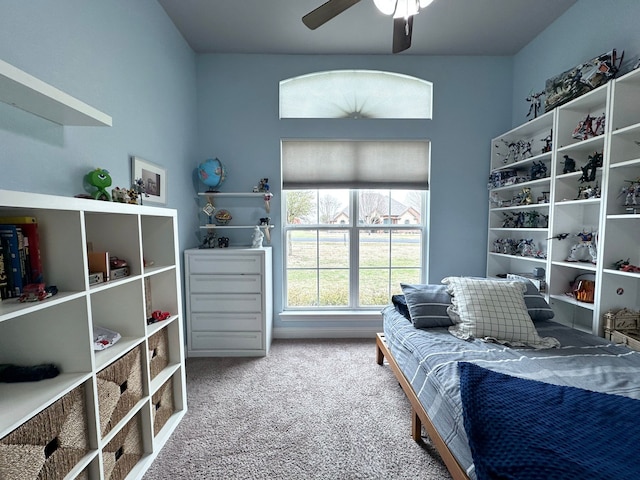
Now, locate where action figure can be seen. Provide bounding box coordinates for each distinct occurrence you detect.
[529,161,547,180]
[578,151,603,183]
[566,229,597,264]
[562,155,576,174]
[526,91,544,119]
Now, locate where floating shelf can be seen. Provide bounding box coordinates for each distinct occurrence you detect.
[0,58,112,126]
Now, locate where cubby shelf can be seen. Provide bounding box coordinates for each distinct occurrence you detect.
[0,189,185,479]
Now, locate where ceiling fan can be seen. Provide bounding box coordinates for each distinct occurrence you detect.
[302,0,434,53]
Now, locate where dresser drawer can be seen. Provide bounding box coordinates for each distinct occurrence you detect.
[189,274,260,294]
[190,293,262,313]
[188,253,262,275]
[191,313,262,331]
[191,331,263,351]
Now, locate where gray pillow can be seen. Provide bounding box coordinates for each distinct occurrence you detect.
[520,279,555,322]
[400,283,454,329]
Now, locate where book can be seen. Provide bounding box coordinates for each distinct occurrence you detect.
[0,241,9,299]
[0,216,43,283]
[0,225,23,297]
[88,251,110,282]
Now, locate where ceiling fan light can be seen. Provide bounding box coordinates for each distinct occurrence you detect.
[373,0,396,16]
[393,0,420,18]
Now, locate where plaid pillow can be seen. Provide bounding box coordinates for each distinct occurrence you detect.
[442,277,559,349]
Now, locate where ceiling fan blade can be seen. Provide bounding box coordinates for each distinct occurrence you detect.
[302,0,361,30]
[392,16,413,53]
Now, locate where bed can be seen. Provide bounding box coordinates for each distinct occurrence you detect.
[375,277,640,480]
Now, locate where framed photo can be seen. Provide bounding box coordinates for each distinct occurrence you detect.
[131,156,167,205]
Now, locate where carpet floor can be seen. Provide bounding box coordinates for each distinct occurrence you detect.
[143,338,452,479]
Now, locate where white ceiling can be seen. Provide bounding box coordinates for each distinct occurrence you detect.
[158,0,577,55]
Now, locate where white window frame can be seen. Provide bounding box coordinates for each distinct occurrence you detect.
[282,189,427,315]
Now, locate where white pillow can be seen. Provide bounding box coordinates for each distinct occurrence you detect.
[442,277,559,349]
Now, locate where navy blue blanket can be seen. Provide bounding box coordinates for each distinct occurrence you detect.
[459,362,640,480]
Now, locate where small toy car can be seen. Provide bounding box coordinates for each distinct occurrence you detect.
[19,283,51,302]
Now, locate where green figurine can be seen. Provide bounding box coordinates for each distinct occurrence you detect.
[86,168,112,201]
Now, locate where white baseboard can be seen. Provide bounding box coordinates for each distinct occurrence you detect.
[273,326,380,339]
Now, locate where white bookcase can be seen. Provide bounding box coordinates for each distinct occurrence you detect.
[0,189,186,479]
[488,68,640,336]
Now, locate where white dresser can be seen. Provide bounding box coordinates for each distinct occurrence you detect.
[185,247,273,357]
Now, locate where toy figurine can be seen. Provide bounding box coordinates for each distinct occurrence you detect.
[578,151,603,183]
[129,178,147,205]
[526,91,544,120]
[562,155,576,174]
[86,168,112,201]
[619,178,640,206]
[566,229,597,264]
[529,161,547,180]
[541,132,553,153]
[251,226,264,248]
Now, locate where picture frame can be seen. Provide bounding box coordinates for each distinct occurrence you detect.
[131,156,167,205]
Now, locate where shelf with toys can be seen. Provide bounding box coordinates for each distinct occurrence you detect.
[196,174,275,248]
[488,64,640,337]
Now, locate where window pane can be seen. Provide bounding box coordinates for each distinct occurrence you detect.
[287,270,318,307]
[359,268,390,306]
[285,190,317,225]
[358,190,389,225]
[391,229,422,267]
[286,230,317,268]
[391,269,421,295]
[360,231,390,268]
[319,231,349,268]
[319,190,348,225]
[319,270,349,306]
[391,190,422,224]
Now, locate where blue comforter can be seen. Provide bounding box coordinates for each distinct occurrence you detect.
[459,361,640,480]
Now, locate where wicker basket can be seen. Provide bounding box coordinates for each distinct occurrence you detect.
[152,377,175,436]
[0,384,89,480]
[148,328,169,381]
[97,346,144,437]
[102,413,143,480]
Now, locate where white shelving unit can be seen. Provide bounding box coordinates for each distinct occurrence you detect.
[488,68,640,336]
[0,58,112,126]
[197,191,274,247]
[0,189,185,479]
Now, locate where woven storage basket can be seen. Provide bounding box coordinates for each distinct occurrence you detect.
[97,345,144,437]
[148,328,169,381]
[102,413,143,480]
[0,384,89,480]
[152,377,175,436]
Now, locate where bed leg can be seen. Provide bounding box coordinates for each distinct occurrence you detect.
[411,408,422,441]
[375,334,385,365]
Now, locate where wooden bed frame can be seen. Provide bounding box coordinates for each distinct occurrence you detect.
[375,332,470,480]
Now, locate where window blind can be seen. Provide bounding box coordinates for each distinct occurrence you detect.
[281,139,430,190]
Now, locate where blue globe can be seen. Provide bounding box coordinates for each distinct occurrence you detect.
[198,158,227,191]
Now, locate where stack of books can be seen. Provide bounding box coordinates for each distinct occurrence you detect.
[0,216,43,300]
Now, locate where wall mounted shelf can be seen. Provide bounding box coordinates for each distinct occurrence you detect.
[0,58,112,126]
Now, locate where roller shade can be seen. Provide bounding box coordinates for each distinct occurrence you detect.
[282,139,430,190]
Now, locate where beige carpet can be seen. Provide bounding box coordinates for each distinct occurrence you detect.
[143,338,451,479]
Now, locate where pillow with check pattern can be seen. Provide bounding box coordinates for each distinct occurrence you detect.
[442,277,559,349]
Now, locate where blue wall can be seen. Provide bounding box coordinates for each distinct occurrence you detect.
[0,0,198,254]
[512,0,640,126]
[1,0,638,336]
[196,54,512,332]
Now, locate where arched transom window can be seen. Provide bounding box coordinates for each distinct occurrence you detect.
[279,70,433,119]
